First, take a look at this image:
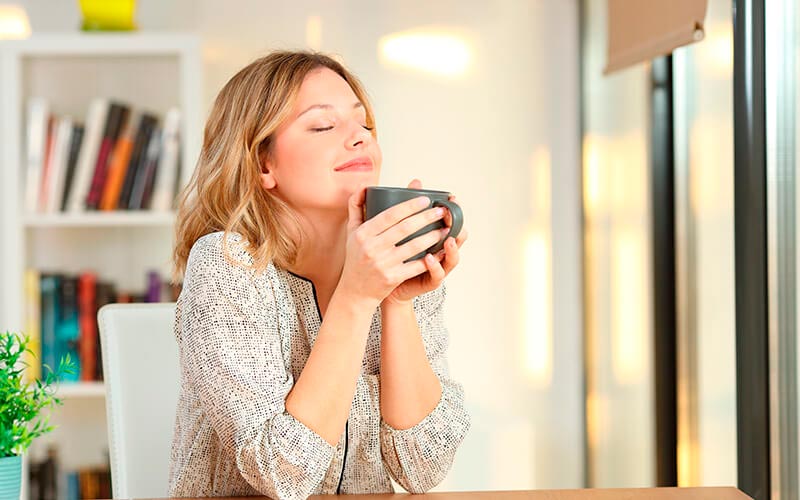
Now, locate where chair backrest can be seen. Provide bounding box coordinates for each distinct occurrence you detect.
[98,303,179,499]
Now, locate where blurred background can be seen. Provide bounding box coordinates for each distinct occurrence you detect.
[0,1,797,499]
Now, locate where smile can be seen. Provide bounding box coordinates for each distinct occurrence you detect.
[334,157,374,172]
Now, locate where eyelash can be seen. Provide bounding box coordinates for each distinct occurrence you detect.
[310,125,374,132]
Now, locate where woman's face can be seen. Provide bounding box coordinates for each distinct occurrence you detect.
[262,67,382,213]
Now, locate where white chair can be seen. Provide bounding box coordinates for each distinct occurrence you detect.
[98,303,179,499]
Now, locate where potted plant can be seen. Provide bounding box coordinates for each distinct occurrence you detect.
[0,331,74,499]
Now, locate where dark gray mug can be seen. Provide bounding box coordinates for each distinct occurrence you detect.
[365,186,464,261]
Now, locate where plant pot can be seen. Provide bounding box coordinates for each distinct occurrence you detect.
[0,455,22,500]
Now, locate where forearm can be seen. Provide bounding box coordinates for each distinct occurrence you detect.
[379,300,442,430]
[285,289,376,446]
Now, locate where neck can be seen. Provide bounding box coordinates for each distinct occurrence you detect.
[288,208,348,288]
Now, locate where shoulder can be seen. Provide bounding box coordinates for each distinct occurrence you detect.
[182,231,279,308]
[184,231,276,291]
[186,231,257,277]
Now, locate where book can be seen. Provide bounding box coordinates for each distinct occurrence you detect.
[39,274,61,376]
[24,98,49,214]
[86,102,130,209]
[78,273,97,382]
[66,98,109,212]
[128,126,162,210]
[118,113,158,209]
[60,123,85,212]
[37,117,57,213]
[44,117,74,213]
[23,269,42,381]
[151,107,181,211]
[56,276,81,382]
[100,112,139,210]
[145,270,162,302]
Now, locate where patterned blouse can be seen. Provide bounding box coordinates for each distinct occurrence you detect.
[167,232,470,499]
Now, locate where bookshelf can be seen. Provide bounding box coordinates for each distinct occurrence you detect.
[0,33,201,499]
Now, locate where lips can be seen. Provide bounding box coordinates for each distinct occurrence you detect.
[334,156,373,172]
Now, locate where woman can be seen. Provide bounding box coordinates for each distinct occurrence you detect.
[168,51,470,499]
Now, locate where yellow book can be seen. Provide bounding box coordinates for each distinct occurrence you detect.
[23,269,41,381]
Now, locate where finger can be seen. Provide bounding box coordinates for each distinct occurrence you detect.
[424,253,446,282]
[397,258,428,282]
[362,195,431,236]
[441,237,460,274]
[408,178,423,189]
[347,186,368,232]
[394,227,449,263]
[455,228,469,247]
[378,205,447,247]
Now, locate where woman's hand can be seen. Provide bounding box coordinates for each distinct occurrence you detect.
[337,183,454,306]
[382,179,468,306]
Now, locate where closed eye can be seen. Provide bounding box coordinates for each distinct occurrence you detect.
[310,126,333,132]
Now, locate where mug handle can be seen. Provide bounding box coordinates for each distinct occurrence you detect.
[429,200,463,254]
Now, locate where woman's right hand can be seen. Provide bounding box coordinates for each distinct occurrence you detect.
[337,187,449,305]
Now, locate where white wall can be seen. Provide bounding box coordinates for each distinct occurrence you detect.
[15,0,584,490]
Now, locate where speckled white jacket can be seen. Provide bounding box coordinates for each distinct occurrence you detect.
[167,232,470,499]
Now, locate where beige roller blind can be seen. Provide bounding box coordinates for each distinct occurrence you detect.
[605,0,708,74]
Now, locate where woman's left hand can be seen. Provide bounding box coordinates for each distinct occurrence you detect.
[382,179,468,306]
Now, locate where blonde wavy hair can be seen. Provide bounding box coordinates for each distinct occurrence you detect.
[172,51,377,282]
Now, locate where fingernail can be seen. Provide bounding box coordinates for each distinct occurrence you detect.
[435,207,446,217]
[417,196,431,207]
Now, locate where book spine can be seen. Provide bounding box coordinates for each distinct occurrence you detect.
[150,107,181,211]
[25,98,49,214]
[37,117,57,213]
[39,274,60,375]
[118,114,157,209]
[60,124,85,212]
[100,112,139,211]
[23,269,41,381]
[86,104,129,210]
[66,99,109,212]
[129,127,162,210]
[145,270,162,302]
[45,117,74,213]
[56,277,81,382]
[78,273,97,382]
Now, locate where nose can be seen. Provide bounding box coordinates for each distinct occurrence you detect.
[346,121,371,150]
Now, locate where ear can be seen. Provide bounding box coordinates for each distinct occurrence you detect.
[260,159,277,190]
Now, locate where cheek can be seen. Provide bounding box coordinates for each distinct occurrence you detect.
[373,142,383,168]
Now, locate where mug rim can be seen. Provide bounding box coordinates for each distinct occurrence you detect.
[366,186,451,196]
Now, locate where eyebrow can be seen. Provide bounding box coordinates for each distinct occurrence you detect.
[297,101,364,119]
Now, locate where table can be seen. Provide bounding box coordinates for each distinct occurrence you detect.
[133,487,751,500]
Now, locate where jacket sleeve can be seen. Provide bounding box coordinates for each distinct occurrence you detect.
[378,282,471,493]
[177,235,335,500]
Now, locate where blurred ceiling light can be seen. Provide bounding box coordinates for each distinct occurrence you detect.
[0,4,30,39]
[306,15,322,50]
[378,30,472,77]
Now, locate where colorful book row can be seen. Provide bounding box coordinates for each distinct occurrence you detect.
[29,446,111,500]
[25,98,182,214]
[23,269,180,382]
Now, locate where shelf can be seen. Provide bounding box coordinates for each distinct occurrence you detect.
[1,32,199,56]
[23,211,176,228]
[55,381,106,398]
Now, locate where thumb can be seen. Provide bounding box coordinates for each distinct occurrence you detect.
[408,178,423,189]
[347,186,367,233]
